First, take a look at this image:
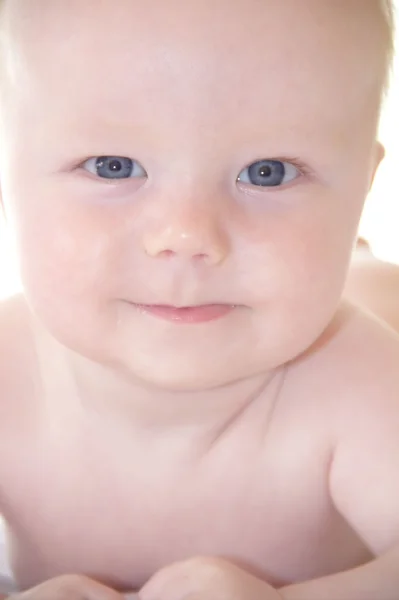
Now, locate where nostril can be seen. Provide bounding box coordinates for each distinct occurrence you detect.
[152,250,208,261]
[158,249,175,259]
[193,253,208,262]
[143,226,228,265]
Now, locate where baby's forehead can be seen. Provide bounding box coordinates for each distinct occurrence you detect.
[0,1,387,134]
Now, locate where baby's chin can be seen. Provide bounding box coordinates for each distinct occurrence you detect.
[106,348,272,393]
[122,329,338,393]
[32,295,335,393]
[63,336,301,394]
[55,333,276,393]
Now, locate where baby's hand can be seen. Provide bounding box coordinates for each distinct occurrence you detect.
[139,557,282,600]
[9,574,124,600]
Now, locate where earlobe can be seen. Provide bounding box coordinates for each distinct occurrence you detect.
[369,141,385,190]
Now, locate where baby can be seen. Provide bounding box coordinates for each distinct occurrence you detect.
[0,1,398,599]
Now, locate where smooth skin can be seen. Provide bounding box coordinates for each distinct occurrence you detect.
[0,2,398,600]
[346,240,399,334]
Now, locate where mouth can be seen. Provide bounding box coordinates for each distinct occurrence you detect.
[133,303,237,324]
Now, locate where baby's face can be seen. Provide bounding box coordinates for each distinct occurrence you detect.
[0,0,385,389]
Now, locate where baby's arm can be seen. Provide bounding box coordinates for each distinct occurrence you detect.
[280,340,399,600]
[280,549,399,599]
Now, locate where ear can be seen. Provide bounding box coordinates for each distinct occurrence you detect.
[369,141,385,191]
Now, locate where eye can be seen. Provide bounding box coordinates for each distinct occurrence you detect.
[82,156,147,180]
[237,159,300,188]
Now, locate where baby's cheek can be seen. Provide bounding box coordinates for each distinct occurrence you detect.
[18,220,120,361]
[22,223,90,295]
[265,224,349,343]
[16,209,115,340]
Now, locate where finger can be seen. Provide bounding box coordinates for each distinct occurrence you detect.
[10,575,124,600]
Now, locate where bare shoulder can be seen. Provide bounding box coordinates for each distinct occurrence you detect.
[325,301,399,449]
[284,303,399,555]
[0,292,32,332]
[0,292,33,361]
[0,294,37,417]
[331,301,399,409]
[345,251,399,333]
[289,301,399,429]
[314,306,399,555]
[0,295,43,507]
[325,299,399,377]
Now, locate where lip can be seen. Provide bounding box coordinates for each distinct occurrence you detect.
[134,303,236,323]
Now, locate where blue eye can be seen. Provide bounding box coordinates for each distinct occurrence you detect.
[237,159,299,187]
[82,156,147,180]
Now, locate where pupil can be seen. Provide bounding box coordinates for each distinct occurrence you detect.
[259,165,272,178]
[109,160,122,172]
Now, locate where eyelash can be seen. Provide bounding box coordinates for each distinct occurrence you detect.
[272,156,312,178]
[75,156,313,182]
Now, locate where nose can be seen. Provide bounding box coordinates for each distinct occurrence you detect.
[142,202,230,266]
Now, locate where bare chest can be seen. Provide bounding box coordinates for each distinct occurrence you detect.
[0,425,370,593]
